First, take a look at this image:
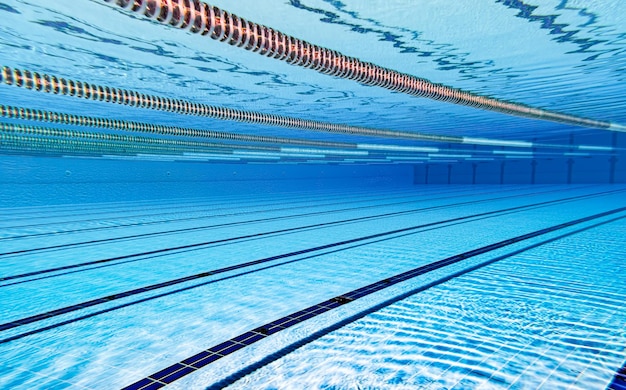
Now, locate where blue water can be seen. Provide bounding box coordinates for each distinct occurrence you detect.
[1,1,626,389]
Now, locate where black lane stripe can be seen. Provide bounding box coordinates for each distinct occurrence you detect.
[1,191,622,334]
[0,186,429,229]
[3,186,543,242]
[121,207,626,390]
[0,192,271,221]
[1,186,444,229]
[210,215,626,390]
[2,188,612,288]
[1,185,397,221]
[0,187,447,241]
[4,187,414,230]
[608,361,626,390]
[0,186,503,255]
[0,186,577,283]
[1,194,572,345]
[0,207,519,345]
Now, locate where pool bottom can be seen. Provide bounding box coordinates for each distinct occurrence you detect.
[125,206,626,390]
[1,185,625,389]
[204,213,626,390]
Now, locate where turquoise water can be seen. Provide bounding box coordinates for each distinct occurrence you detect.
[1,1,626,389]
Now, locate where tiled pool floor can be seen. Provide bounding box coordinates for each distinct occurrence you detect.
[1,185,625,389]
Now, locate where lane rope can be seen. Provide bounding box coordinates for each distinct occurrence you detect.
[100,0,621,131]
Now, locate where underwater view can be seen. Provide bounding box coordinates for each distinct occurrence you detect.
[1,0,625,389]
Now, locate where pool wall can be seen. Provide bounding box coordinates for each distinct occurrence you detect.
[414,132,626,185]
[3,129,625,207]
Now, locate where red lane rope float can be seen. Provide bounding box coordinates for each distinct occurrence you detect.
[0,65,463,144]
[103,0,613,130]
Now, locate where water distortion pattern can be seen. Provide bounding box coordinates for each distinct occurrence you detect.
[101,0,626,131]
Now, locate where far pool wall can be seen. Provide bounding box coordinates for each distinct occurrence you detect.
[413,131,626,185]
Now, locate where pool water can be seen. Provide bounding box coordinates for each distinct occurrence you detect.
[1,1,626,389]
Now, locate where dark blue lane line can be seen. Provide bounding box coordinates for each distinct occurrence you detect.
[0,188,449,243]
[2,188,618,292]
[0,186,508,256]
[0,186,486,246]
[120,208,626,390]
[214,215,626,390]
[1,185,394,222]
[608,361,626,390]
[0,186,433,230]
[0,191,387,233]
[0,186,579,284]
[0,198,565,345]
[0,193,271,221]
[2,190,617,333]
[1,185,530,242]
[3,187,611,291]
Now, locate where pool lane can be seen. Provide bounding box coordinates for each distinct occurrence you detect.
[0,185,624,389]
[121,208,626,390]
[0,187,620,325]
[210,215,626,390]
[0,186,525,258]
[2,188,616,337]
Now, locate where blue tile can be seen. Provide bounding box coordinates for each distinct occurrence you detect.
[293,311,316,321]
[269,316,296,327]
[278,318,301,328]
[188,353,221,369]
[232,331,265,345]
[332,296,353,304]
[160,365,195,384]
[181,350,213,366]
[263,325,284,335]
[344,290,369,299]
[209,340,244,356]
[139,382,165,390]
[208,340,237,355]
[150,363,186,381]
[318,299,341,309]
[309,306,331,315]
[609,381,626,390]
[222,342,246,355]
[120,377,157,390]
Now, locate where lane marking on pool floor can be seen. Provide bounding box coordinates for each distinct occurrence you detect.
[1,190,622,345]
[0,186,590,285]
[120,207,626,390]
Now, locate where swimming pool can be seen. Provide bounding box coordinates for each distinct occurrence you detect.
[1,1,625,389]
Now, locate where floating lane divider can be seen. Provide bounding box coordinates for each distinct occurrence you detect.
[0,122,274,152]
[99,0,626,132]
[0,122,357,162]
[2,105,619,155]
[0,104,354,149]
[1,121,609,162]
[0,126,481,163]
[121,206,626,390]
[1,67,618,151]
